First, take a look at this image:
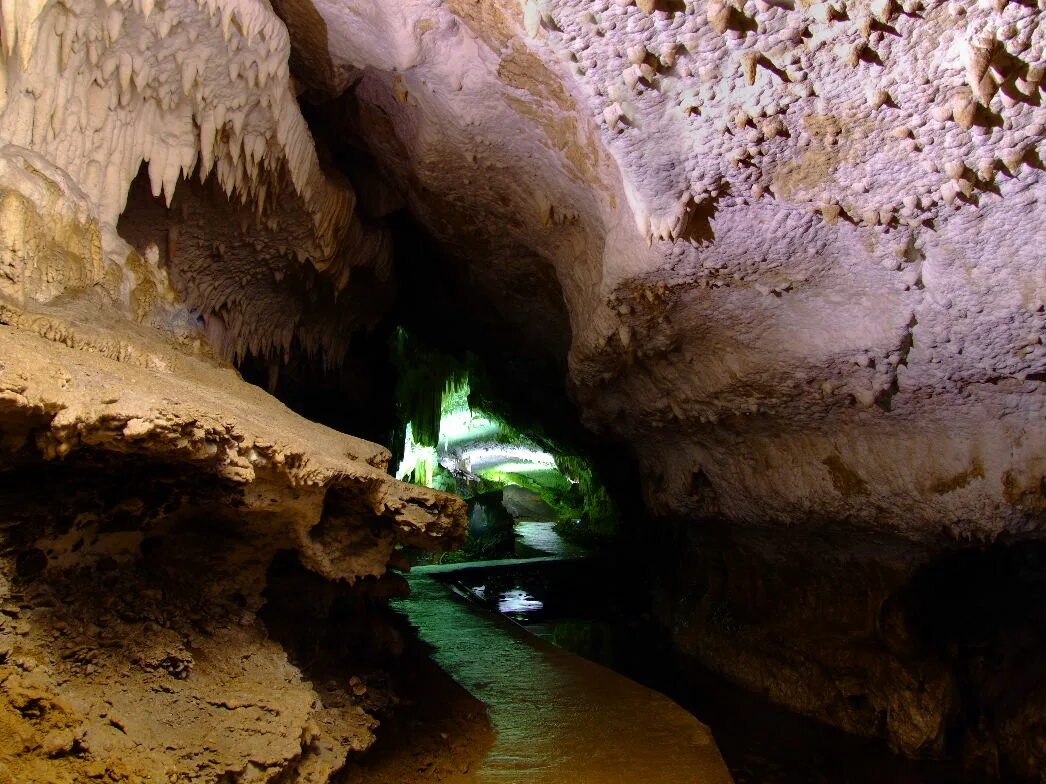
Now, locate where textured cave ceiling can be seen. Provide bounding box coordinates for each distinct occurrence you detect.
[1,2,1046,780]
[0,0,1044,540]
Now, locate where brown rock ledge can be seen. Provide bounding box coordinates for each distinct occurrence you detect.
[0,315,467,783]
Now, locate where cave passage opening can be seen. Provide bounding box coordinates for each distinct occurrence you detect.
[389,327,617,567]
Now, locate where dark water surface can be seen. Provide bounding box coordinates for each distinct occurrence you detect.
[427,523,969,784]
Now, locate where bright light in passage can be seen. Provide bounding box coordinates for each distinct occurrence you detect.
[396,423,437,483]
[464,445,557,472]
[440,410,500,445]
[485,461,558,474]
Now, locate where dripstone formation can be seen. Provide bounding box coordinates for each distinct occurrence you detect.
[0,0,1044,780]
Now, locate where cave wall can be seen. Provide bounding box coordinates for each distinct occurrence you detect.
[7,0,1038,544]
[651,523,1046,778]
[0,0,397,366]
[0,309,466,781]
[0,1,469,780]
[277,0,1046,770]
[289,0,1045,540]
[0,0,1045,778]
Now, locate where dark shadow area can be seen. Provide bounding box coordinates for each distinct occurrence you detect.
[260,552,496,784]
[431,543,972,784]
[631,520,1046,782]
[0,449,246,558]
[239,327,399,447]
[899,542,1046,780]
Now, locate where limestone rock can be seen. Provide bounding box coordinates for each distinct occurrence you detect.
[0,101,464,782]
[295,0,1045,540]
[1,0,1045,775]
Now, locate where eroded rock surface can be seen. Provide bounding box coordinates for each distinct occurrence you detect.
[271,0,1045,772]
[651,523,1046,778]
[0,9,466,775]
[293,0,1046,540]
[0,308,465,782]
[1,0,1045,777]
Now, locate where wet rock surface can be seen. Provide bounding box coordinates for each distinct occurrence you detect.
[651,523,1046,780]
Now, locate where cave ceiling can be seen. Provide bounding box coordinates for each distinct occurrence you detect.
[0,0,1044,540]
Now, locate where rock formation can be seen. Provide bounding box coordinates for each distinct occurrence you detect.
[0,3,465,780]
[286,0,1046,771]
[1,0,1044,779]
[300,0,1046,536]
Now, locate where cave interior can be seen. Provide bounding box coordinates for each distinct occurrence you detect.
[0,0,1045,782]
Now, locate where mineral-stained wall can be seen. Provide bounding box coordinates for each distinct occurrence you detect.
[1,0,1046,777]
[279,0,1046,772]
[0,1,466,781]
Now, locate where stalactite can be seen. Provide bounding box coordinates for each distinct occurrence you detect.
[0,0,386,364]
[391,329,469,449]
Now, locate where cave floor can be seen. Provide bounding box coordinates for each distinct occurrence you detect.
[387,570,734,784]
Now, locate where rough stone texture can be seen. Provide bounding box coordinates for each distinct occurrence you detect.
[0,288,465,782]
[286,0,1046,770]
[0,0,393,364]
[2,0,1046,777]
[299,0,1045,541]
[10,0,1039,542]
[650,523,1046,778]
[0,29,467,778]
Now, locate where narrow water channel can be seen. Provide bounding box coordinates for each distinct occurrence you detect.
[403,521,970,784]
[393,570,734,784]
[514,521,586,559]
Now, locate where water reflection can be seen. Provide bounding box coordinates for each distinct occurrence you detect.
[496,589,544,615]
[396,572,733,784]
[514,521,585,559]
[441,556,969,784]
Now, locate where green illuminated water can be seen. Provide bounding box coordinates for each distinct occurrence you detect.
[394,571,733,784]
